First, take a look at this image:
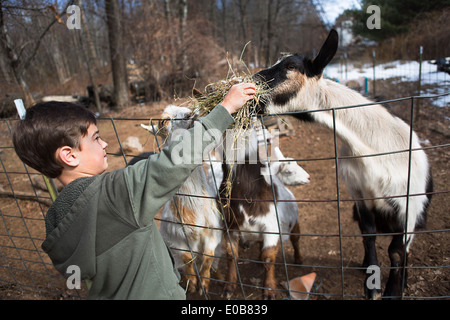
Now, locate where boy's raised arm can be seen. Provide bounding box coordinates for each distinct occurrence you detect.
[118,83,256,226]
[125,105,232,226]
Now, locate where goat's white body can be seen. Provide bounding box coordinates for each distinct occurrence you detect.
[268,79,430,248]
[157,105,223,292]
[160,165,223,268]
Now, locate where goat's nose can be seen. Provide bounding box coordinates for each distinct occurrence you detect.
[252,70,265,82]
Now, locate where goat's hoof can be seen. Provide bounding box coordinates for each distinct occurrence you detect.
[188,286,197,294]
[186,282,197,294]
[198,281,210,296]
[264,290,277,300]
[198,287,209,297]
[383,288,403,300]
[222,285,235,300]
[294,256,303,265]
[365,288,382,300]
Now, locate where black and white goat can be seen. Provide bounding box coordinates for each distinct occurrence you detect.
[255,30,433,299]
[211,121,303,300]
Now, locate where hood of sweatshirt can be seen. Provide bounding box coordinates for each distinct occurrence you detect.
[42,176,99,280]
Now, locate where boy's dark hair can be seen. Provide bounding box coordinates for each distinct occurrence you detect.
[12,101,97,178]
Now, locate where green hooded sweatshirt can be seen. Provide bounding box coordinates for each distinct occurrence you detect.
[41,105,234,300]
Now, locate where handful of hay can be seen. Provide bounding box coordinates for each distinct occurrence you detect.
[190,75,271,133]
[188,74,271,207]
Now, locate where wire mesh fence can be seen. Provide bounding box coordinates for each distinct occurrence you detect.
[1,92,448,300]
[0,51,449,300]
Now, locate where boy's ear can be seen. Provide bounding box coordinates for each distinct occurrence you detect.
[311,29,338,76]
[57,146,80,167]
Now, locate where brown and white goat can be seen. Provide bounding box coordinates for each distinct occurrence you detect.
[148,105,223,295]
[255,30,433,299]
[210,122,303,300]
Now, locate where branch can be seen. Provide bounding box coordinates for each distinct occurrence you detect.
[20,0,75,74]
[0,190,53,207]
[2,5,49,12]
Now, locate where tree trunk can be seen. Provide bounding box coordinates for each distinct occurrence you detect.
[178,0,188,71]
[79,0,99,71]
[163,0,177,69]
[0,0,35,106]
[220,0,228,52]
[78,0,101,113]
[105,0,129,109]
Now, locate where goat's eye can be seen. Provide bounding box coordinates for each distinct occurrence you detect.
[286,64,296,71]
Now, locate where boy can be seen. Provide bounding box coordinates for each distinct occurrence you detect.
[12,83,256,300]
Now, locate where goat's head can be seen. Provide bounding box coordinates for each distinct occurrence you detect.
[272,147,310,186]
[254,29,338,114]
[157,105,198,144]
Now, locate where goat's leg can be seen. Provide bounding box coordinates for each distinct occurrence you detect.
[198,249,215,295]
[181,251,198,293]
[261,245,279,300]
[290,222,303,264]
[223,234,239,299]
[384,234,407,299]
[353,202,381,300]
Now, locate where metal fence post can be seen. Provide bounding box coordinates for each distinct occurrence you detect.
[372,50,376,97]
[416,46,423,122]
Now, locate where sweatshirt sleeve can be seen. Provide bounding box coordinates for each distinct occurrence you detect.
[123,105,234,226]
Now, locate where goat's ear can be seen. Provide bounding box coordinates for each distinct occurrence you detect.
[311,29,338,76]
[157,118,170,138]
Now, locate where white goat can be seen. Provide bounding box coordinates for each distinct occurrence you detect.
[255,29,433,299]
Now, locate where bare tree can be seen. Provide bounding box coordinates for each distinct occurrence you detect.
[0,0,34,106]
[0,0,73,107]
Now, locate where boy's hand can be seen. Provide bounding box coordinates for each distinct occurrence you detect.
[221,83,256,114]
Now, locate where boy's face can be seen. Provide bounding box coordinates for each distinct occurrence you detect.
[77,123,109,175]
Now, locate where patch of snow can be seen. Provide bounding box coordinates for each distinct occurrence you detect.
[324,60,449,108]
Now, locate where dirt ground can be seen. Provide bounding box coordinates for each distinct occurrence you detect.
[0,93,448,300]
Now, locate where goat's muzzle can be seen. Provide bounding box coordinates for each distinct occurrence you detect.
[252,72,272,115]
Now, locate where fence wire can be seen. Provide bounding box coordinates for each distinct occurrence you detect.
[0,91,449,300]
